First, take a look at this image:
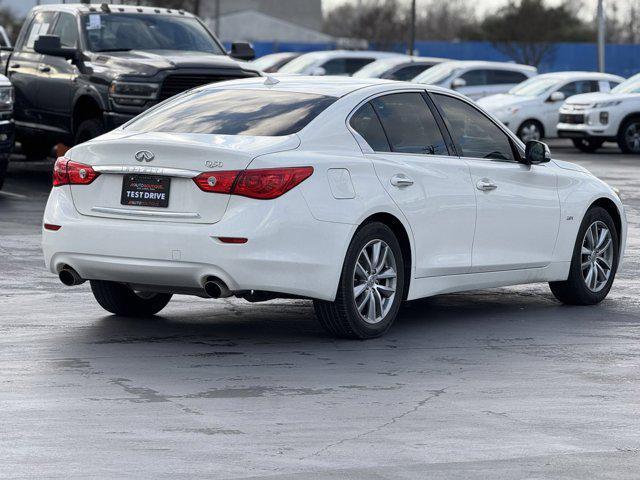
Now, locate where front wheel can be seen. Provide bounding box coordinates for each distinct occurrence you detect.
[314,222,405,339]
[617,117,640,154]
[90,280,172,317]
[517,120,543,142]
[572,138,604,153]
[549,206,619,305]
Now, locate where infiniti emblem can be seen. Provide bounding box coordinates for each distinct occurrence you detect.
[134,150,155,162]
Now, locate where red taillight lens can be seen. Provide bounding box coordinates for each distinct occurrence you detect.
[53,157,99,187]
[193,167,313,200]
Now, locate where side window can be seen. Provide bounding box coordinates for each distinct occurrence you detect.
[23,11,56,50]
[371,92,448,155]
[321,58,346,75]
[344,58,375,75]
[387,64,428,81]
[434,93,515,162]
[609,81,621,90]
[460,69,487,86]
[52,13,78,48]
[488,70,528,85]
[349,103,391,152]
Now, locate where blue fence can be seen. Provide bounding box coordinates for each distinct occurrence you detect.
[248,40,640,78]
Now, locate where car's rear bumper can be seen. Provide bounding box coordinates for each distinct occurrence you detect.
[42,186,355,301]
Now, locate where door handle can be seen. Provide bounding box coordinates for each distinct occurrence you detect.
[38,66,51,72]
[390,174,414,187]
[9,63,20,69]
[476,179,498,191]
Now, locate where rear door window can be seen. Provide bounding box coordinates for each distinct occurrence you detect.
[126,89,336,136]
[488,70,529,84]
[460,69,488,86]
[322,57,374,75]
[559,80,600,97]
[371,92,448,155]
[387,64,429,81]
[349,102,391,152]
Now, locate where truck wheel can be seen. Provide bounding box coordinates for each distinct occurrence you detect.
[617,117,640,154]
[572,138,604,153]
[75,118,105,145]
[0,154,7,190]
[313,222,405,339]
[21,140,54,161]
[90,280,172,317]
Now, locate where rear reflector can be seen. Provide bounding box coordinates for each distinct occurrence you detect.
[44,223,62,231]
[217,237,248,244]
[193,166,313,199]
[53,157,100,187]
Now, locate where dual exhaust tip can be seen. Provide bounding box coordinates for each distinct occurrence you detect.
[58,267,85,286]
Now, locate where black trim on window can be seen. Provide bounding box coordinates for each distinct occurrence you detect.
[422,91,456,157]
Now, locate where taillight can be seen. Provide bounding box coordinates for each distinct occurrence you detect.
[193,167,313,200]
[53,157,100,187]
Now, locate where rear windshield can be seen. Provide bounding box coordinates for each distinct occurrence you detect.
[125,89,337,136]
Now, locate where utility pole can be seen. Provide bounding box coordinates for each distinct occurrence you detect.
[597,0,606,72]
[409,0,416,56]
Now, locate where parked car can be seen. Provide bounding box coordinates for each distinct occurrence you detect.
[278,50,402,76]
[557,72,640,153]
[42,76,626,339]
[478,72,624,142]
[0,73,14,191]
[352,55,448,81]
[413,60,537,100]
[251,52,300,73]
[2,4,260,160]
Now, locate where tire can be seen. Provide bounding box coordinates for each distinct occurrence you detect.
[313,222,405,339]
[517,120,544,142]
[21,140,54,161]
[572,138,604,153]
[549,206,619,306]
[75,118,105,146]
[90,280,172,317]
[617,117,640,154]
[0,154,7,191]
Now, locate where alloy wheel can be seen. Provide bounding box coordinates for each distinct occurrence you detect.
[625,122,640,153]
[581,221,614,293]
[520,122,541,142]
[352,239,397,324]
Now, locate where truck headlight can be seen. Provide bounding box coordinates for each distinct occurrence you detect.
[109,81,159,106]
[0,86,14,111]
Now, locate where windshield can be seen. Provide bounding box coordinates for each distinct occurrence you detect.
[413,62,456,85]
[612,73,640,94]
[82,13,224,54]
[509,77,559,96]
[125,89,336,136]
[353,58,400,78]
[278,54,322,74]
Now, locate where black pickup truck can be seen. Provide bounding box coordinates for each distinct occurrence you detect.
[1,3,260,160]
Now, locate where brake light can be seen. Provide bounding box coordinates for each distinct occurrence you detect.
[193,167,313,200]
[53,157,100,187]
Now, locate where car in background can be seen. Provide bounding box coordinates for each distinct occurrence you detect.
[352,55,448,81]
[557,72,640,153]
[0,74,14,191]
[478,72,624,142]
[413,60,537,100]
[278,50,402,76]
[251,52,301,73]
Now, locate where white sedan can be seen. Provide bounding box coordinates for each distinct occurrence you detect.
[42,77,626,339]
[478,71,624,142]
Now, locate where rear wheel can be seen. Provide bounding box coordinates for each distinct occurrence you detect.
[75,118,105,146]
[572,137,604,153]
[517,120,543,142]
[617,117,640,154]
[314,222,405,339]
[90,280,172,317]
[549,206,619,305]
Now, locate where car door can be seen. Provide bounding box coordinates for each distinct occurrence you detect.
[7,10,56,127]
[38,12,80,135]
[432,92,560,272]
[453,69,488,100]
[349,91,476,277]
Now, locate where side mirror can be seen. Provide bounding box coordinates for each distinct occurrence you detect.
[310,66,327,76]
[34,35,76,60]
[229,42,255,61]
[548,91,565,102]
[525,140,551,165]
[451,78,467,89]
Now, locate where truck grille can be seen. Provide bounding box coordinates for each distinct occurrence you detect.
[159,74,252,101]
[559,113,585,125]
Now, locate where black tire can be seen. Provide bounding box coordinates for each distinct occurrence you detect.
[572,137,604,153]
[75,118,105,146]
[313,222,405,339]
[517,120,544,142]
[549,206,619,305]
[90,280,172,317]
[0,154,7,191]
[21,140,54,161]
[617,116,640,154]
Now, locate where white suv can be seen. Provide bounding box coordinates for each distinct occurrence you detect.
[478,72,623,142]
[557,72,640,153]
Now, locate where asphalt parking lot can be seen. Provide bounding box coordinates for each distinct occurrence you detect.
[1,140,639,479]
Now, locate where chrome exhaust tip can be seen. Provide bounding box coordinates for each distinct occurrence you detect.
[59,267,85,286]
[203,278,231,299]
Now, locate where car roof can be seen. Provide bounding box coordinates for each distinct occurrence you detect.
[33,3,196,17]
[365,55,449,67]
[437,60,537,72]
[532,71,625,81]
[290,50,404,61]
